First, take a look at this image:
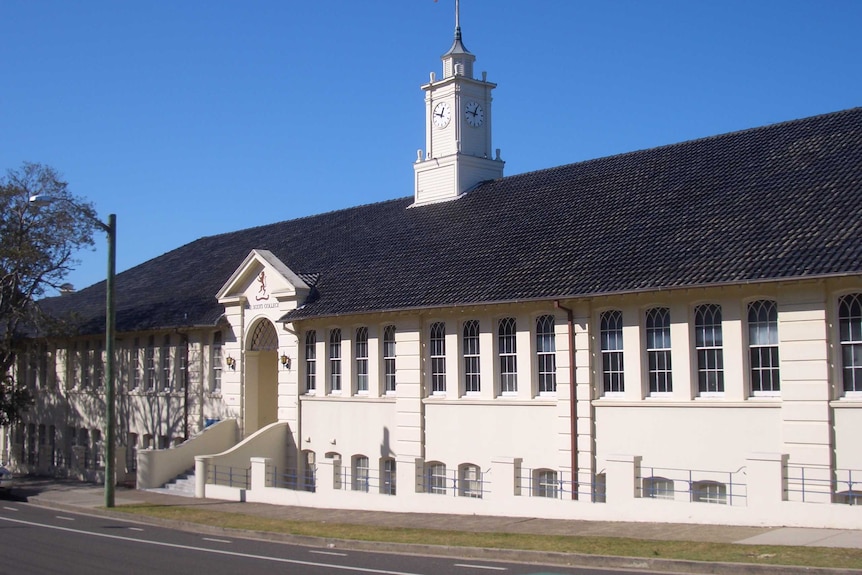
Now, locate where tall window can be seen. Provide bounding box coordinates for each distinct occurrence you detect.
[161,334,172,391]
[695,304,724,394]
[463,320,481,393]
[383,325,396,394]
[536,315,557,393]
[132,337,143,390]
[355,327,368,393]
[329,329,342,392]
[646,307,672,393]
[600,310,624,394]
[748,300,780,394]
[839,294,862,394]
[498,318,518,393]
[177,335,188,392]
[93,340,103,389]
[430,322,446,394]
[353,455,370,492]
[381,457,396,495]
[211,331,223,393]
[81,341,91,388]
[305,330,317,393]
[146,336,156,391]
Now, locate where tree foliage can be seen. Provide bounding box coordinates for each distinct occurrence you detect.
[0,162,97,424]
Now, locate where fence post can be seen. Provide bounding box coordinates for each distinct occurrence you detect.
[250,457,271,491]
[747,452,787,508]
[605,454,641,505]
[194,456,209,498]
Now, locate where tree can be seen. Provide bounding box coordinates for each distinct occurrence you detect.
[0,162,97,424]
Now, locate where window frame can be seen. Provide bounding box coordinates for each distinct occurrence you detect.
[600,310,624,395]
[536,314,557,395]
[430,322,447,395]
[747,299,780,396]
[645,307,673,395]
[355,326,369,394]
[462,320,481,395]
[304,330,317,394]
[211,331,223,394]
[838,293,862,396]
[498,317,518,395]
[382,325,396,395]
[694,303,724,396]
[329,328,342,393]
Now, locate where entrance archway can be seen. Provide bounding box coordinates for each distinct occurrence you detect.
[244,319,279,435]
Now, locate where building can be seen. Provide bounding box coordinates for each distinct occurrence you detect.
[4,9,861,527]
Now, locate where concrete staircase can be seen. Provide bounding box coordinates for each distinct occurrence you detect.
[147,469,196,498]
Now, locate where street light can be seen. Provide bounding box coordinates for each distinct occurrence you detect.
[29,195,117,508]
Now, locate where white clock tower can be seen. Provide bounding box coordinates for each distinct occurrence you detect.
[413,0,504,206]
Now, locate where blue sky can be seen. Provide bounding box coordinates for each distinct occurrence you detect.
[2,1,860,292]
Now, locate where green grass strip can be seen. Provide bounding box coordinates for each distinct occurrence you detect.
[113,504,862,570]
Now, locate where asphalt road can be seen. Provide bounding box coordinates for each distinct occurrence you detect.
[0,502,670,575]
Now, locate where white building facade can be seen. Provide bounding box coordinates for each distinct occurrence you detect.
[4,9,861,528]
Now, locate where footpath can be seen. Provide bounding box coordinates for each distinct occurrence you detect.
[5,476,862,575]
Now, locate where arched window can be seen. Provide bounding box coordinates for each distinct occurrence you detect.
[692,480,727,504]
[430,323,446,394]
[839,293,862,394]
[695,304,724,394]
[498,318,517,394]
[646,307,672,394]
[304,330,316,393]
[355,327,369,393]
[463,320,480,393]
[535,468,558,498]
[536,315,557,393]
[380,457,396,495]
[748,300,780,394]
[329,329,342,393]
[383,325,396,394]
[600,310,624,394]
[459,463,483,498]
[426,461,447,494]
[643,476,674,500]
[352,455,370,492]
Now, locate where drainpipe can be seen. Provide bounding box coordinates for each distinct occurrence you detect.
[554,300,578,500]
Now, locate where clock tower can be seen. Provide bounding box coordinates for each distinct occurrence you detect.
[413,0,504,206]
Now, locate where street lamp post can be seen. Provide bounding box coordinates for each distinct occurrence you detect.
[30,196,117,508]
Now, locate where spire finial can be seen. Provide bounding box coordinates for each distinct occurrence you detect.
[454,0,461,40]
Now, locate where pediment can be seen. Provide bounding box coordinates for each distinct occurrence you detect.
[216,249,309,304]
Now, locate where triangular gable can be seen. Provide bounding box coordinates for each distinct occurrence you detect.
[216,249,310,304]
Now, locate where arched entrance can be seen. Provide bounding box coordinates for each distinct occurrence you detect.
[244,319,279,435]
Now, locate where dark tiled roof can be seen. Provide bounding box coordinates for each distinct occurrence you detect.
[40,108,862,333]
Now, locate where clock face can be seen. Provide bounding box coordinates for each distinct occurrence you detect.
[433,102,451,128]
[465,101,484,127]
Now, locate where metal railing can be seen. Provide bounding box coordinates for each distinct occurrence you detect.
[786,464,862,504]
[637,465,747,506]
[517,468,606,502]
[271,466,317,493]
[208,465,250,489]
[420,467,491,498]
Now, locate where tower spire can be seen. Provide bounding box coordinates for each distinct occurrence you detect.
[455,0,460,39]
